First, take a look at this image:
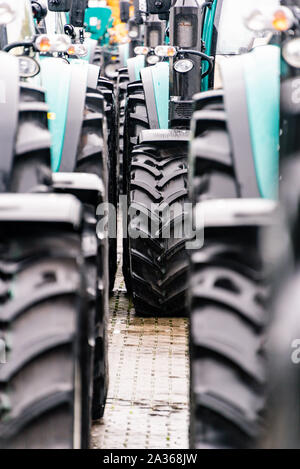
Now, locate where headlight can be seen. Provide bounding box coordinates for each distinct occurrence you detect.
[0,1,17,25]
[174,59,193,73]
[36,34,71,53]
[74,44,88,57]
[154,46,177,57]
[134,46,149,55]
[146,54,159,65]
[67,44,88,57]
[129,30,138,39]
[245,6,294,32]
[282,38,300,68]
[18,56,40,78]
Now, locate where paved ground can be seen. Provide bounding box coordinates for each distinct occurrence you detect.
[91,234,190,449]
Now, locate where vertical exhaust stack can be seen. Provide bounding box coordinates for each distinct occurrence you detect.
[169,0,205,98]
[70,0,88,27]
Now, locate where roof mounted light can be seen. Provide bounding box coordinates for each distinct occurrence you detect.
[18,56,40,78]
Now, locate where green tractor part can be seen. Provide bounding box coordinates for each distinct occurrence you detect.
[85,5,112,41]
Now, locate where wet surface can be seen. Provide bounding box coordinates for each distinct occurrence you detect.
[91,231,190,449]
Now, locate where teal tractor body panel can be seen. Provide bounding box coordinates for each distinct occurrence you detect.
[201,0,218,91]
[152,62,169,129]
[243,45,280,199]
[39,58,89,172]
[118,43,130,68]
[85,7,112,41]
[141,61,170,130]
[39,57,72,172]
[82,37,98,63]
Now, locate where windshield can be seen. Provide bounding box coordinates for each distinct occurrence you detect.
[5,0,35,44]
[216,0,280,55]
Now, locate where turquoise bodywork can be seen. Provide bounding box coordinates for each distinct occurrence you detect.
[243,45,280,199]
[85,7,112,41]
[83,38,98,63]
[39,57,71,172]
[201,0,218,90]
[39,58,89,172]
[134,55,145,81]
[152,62,169,129]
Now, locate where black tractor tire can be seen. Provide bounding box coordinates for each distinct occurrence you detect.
[10,83,52,193]
[92,46,103,68]
[189,98,270,448]
[261,158,300,449]
[126,142,189,316]
[0,227,88,449]
[189,226,269,449]
[82,204,109,422]
[97,79,118,292]
[75,91,108,185]
[75,92,109,420]
[190,111,238,204]
[116,68,129,193]
[122,84,149,294]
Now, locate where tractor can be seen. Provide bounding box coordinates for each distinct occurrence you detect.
[117,0,167,194]
[260,0,300,449]
[0,0,115,448]
[187,0,292,450]
[0,1,91,449]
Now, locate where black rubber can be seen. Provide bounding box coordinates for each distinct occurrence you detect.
[127,142,189,316]
[122,83,149,294]
[10,83,52,193]
[0,228,88,449]
[97,79,118,292]
[262,158,300,449]
[189,95,269,448]
[92,46,103,68]
[116,68,129,193]
[75,92,109,421]
[189,226,269,449]
[75,91,108,184]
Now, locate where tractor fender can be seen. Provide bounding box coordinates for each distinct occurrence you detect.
[0,193,82,228]
[87,63,100,89]
[40,58,89,172]
[139,129,190,144]
[221,45,280,200]
[119,43,129,68]
[85,38,98,64]
[52,172,104,206]
[140,62,169,130]
[60,61,89,172]
[0,52,19,191]
[127,55,145,82]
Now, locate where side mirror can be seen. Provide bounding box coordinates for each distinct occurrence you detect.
[47,0,72,12]
[32,1,48,22]
[120,0,130,23]
[146,0,171,15]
